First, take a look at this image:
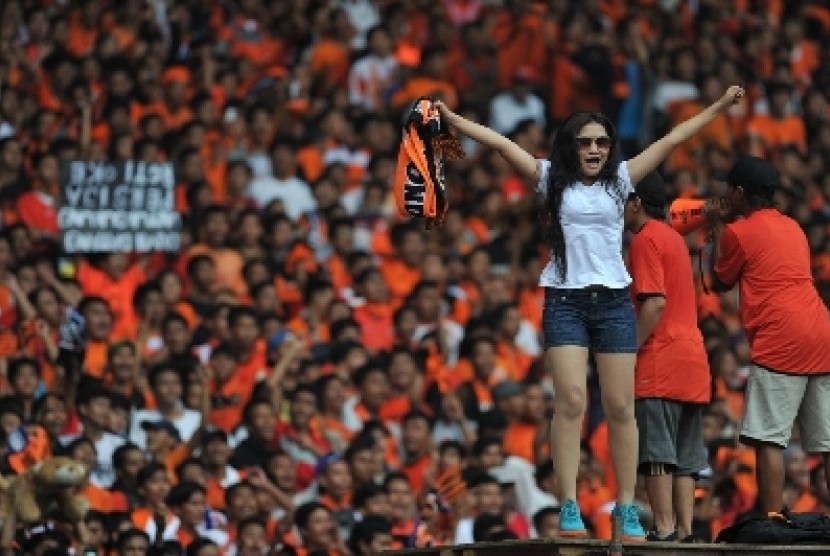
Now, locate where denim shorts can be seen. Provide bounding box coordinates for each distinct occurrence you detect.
[543,287,637,353]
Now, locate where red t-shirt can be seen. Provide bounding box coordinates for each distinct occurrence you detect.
[17,191,58,235]
[353,303,395,353]
[629,220,710,402]
[715,209,830,374]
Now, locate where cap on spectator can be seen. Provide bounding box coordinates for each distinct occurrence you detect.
[268,330,293,351]
[725,156,781,197]
[315,453,341,477]
[492,381,525,402]
[633,171,667,211]
[141,420,182,442]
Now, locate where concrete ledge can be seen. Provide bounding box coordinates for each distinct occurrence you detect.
[386,537,830,556]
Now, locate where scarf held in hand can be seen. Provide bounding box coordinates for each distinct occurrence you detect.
[394,98,464,228]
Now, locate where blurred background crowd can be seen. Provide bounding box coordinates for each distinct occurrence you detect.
[1,0,830,555]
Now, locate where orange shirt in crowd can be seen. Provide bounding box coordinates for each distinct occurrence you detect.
[83,340,110,379]
[378,394,412,424]
[502,421,537,464]
[715,209,830,374]
[206,468,248,511]
[77,260,146,339]
[576,475,614,531]
[235,339,269,384]
[182,245,246,298]
[310,38,350,89]
[665,101,732,173]
[209,372,255,433]
[746,114,807,157]
[82,483,129,513]
[163,444,192,481]
[353,303,396,353]
[629,220,711,403]
[401,454,432,497]
[389,78,458,111]
[379,260,422,304]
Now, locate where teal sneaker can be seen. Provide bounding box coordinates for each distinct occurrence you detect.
[612,504,646,541]
[558,499,588,537]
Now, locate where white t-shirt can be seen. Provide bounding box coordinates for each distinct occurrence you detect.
[246,176,317,220]
[489,92,546,135]
[90,432,126,489]
[348,54,398,111]
[536,160,634,288]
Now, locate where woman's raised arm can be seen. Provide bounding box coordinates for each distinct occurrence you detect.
[436,101,541,183]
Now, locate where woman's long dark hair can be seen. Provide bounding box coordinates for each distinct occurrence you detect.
[545,112,624,280]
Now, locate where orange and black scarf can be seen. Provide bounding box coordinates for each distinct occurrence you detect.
[395,98,464,228]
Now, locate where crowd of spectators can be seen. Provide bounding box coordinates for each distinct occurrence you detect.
[1,0,830,554]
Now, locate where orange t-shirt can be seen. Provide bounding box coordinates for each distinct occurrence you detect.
[379,260,422,303]
[353,303,396,353]
[746,115,807,156]
[236,339,268,383]
[181,245,246,298]
[81,483,129,513]
[401,454,432,497]
[206,468,247,511]
[502,421,537,464]
[389,78,458,111]
[164,444,192,481]
[715,209,830,374]
[629,220,711,403]
[83,340,110,379]
[77,260,146,339]
[209,372,255,433]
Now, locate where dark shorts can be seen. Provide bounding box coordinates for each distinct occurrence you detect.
[543,287,637,353]
[635,398,707,476]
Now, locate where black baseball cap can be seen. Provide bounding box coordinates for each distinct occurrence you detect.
[141,420,182,442]
[632,171,666,210]
[492,381,525,402]
[201,428,229,445]
[724,156,780,196]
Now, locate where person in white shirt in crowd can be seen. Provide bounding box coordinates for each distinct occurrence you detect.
[130,363,201,450]
[76,381,125,488]
[246,139,317,220]
[488,65,546,136]
[349,26,398,112]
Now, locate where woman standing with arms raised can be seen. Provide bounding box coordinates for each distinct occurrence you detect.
[436,85,744,539]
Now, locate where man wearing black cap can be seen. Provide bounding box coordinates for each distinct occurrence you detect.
[624,171,711,542]
[708,155,830,516]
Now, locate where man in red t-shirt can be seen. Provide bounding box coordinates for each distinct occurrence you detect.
[710,156,830,515]
[624,172,711,542]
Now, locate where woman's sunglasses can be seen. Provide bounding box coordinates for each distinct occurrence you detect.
[576,136,612,149]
